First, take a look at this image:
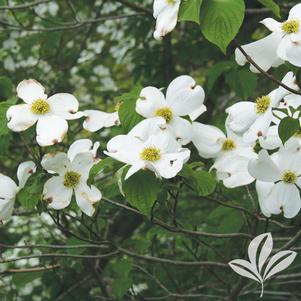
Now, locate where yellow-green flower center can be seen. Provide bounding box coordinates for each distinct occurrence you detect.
[255,95,270,114]
[31,99,50,115]
[282,20,299,34]
[282,171,297,184]
[155,107,173,123]
[167,0,176,4]
[64,171,81,188]
[222,139,236,151]
[140,147,161,162]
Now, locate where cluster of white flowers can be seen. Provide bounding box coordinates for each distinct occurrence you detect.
[236,4,301,71]
[2,2,301,223]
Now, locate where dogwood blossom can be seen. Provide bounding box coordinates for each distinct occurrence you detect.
[153,0,181,40]
[191,122,256,188]
[42,140,101,216]
[249,140,301,218]
[83,110,120,132]
[105,129,190,180]
[226,72,298,143]
[236,3,301,70]
[0,161,36,221]
[136,75,205,145]
[7,79,83,146]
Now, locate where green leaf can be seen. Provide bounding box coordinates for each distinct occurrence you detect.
[258,0,280,18]
[0,76,13,101]
[123,170,161,216]
[178,0,203,24]
[200,0,245,53]
[180,165,216,196]
[225,69,257,100]
[17,173,46,210]
[278,116,300,144]
[112,278,132,299]
[89,157,119,180]
[0,98,16,136]
[118,85,144,132]
[13,272,42,288]
[207,61,236,91]
[208,207,244,233]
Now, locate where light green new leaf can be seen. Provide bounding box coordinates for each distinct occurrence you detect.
[178,0,203,24]
[180,165,216,196]
[123,170,161,216]
[258,0,280,18]
[278,116,300,144]
[200,0,245,53]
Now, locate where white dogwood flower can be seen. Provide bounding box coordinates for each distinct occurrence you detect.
[83,110,120,132]
[7,79,83,146]
[236,4,301,70]
[42,141,101,216]
[191,122,256,188]
[105,130,190,180]
[0,161,36,221]
[136,75,205,145]
[226,72,298,143]
[249,140,301,218]
[261,4,301,67]
[153,0,181,40]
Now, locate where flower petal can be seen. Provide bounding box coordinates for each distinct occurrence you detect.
[47,93,83,120]
[71,152,95,181]
[260,18,282,32]
[68,139,99,162]
[0,174,18,199]
[7,104,37,132]
[0,198,15,221]
[189,104,207,121]
[259,125,282,150]
[235,32,283,73]
[16,79,47,104]
[136,87,166,118]
[255,181,274,217]
[265,182,301,218]
[288,3,301,20]
[17,161,36,189]
[226,102,257,134]
[75,182,102,216]
[248,150,281,182]
[36,115,68,146]
[43,176,73,210]
[285,42,301,67]
[153,0,181,40]
[191,122,225,159]
[41,152,71,175]
[152,149,190,179]
[83,110,119,132]
[166,75,205,116]
[167,116,192,145]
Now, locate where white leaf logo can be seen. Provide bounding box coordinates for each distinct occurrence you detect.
[228,232,297,297]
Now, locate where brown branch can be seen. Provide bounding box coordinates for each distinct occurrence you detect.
[0,0,50,10]
[234,39,301,96]
[1,264,61,274]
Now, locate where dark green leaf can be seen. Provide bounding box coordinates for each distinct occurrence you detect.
[0,76,13,101]
[17,173,46,210]
[111,278,132,299]
[200,0,245,53]
[178,0,203,24]
[123,170,161,215]
[225,69,257,99]
[278,116,300,144]
[118,85,144,132]
[13,272,42,289]
[180,165,216,196]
